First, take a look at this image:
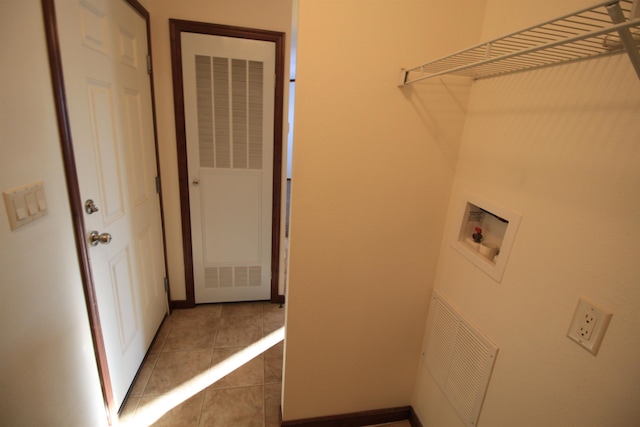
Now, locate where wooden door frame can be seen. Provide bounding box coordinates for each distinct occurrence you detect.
[169,19,285,308]
[41,0,170,423]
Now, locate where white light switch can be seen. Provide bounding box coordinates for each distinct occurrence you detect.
[3,181,49,230]
[26,192,38,215]
[13,195,28,220]
[36,189,47,211]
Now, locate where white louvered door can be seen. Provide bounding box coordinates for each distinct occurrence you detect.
[181,33,275,303]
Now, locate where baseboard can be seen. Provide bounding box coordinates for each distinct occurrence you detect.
[170,299,195,310]
[280,405,422,427]
[408,407,423,427]
[272,294,286,305]
[171,297,284,310]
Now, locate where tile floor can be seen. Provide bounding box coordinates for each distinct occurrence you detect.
[119,301,285,426]
[118,301,412,427]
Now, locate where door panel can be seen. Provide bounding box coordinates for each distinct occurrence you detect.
[110,247,139,351]
[181,32,275,303]
[123,89,150,205]
[203,171,262,263]
[87,80,126,224]
[55,0,167,409]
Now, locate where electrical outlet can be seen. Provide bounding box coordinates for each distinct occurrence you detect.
[567,296,612,355]
[578,311,597,340]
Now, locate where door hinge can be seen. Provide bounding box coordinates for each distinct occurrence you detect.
[155,176,160,194]
[164,277,169,292]
[147,54,152,75]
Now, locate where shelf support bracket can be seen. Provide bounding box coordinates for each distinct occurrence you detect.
[398,68,408,87]
[607,1,640,79]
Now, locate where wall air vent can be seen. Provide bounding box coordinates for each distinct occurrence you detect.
[423,290,499,427]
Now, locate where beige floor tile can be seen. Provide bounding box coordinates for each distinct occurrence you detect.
[149,321,170,354]
[263,313,285,336]
[264,382,282,427]
[118,396,139,426]
[134,392,204,427]
[143,349,212,396]
[200,386,264,427]
[162,318,219,352]
[264,341,283,385]
[169,306,221,330]
[215,315,263,348]
[174,304,223,320]
[262,301,285,316]
[221,301,264,317]
[129,353,159,397]
[208,346,264,390]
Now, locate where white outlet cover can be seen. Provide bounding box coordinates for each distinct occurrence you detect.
[567,296,612,355]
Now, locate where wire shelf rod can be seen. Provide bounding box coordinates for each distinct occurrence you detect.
[466,48,624,78]
[489,39,605,57]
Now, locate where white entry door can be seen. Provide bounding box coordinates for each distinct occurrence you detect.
[55,0,168,409]
[181,33,275,303]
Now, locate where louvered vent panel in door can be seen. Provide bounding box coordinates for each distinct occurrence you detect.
[424,291,498,427]
[203,266,233,288]
[234,266,249,287]
[204,267,219,288]
[197,56,264,170]
[232,59,248,169]
[213,57,231,168]
[204,266,263,288]
[195,55,214,167]
[218,266,233,287]
[247,60,263,170]
[248,266,261,287]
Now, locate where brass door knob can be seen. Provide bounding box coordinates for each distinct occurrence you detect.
[89,231,112,246]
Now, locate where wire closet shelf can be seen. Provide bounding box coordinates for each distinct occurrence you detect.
[398,0,640,86]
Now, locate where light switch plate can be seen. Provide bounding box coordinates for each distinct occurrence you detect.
[3,181,48,230]
[567,296,612,355]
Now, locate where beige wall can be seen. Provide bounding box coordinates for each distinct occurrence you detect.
[147,0,294,302]
[412,1,640,426]
[281,0,486,420]
[0,1,108,425]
